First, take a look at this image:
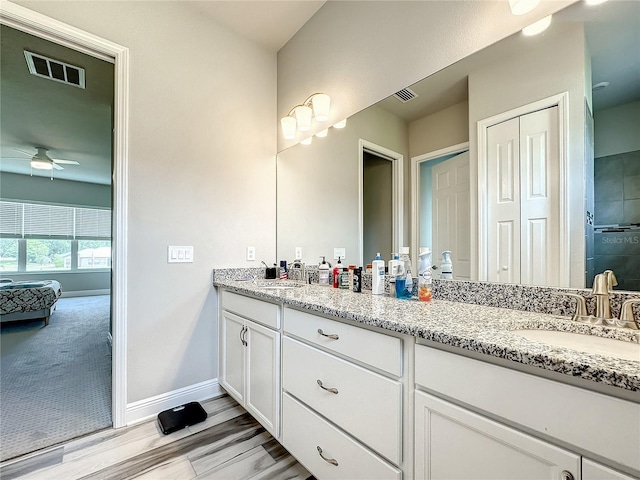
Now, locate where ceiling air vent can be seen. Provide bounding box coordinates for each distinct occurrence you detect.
[24,51,85,89]
[393,87,418,103]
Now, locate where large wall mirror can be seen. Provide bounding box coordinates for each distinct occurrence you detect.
[277,0,640,290]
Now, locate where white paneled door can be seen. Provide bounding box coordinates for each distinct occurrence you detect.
[486,106,560,286]
[432,151,471,280]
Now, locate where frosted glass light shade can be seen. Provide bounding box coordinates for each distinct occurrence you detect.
[585,0,607,5]
[333,119,347,129]
[508,0,540,15]
[312,94,330,122]
[281,116,297,140]
[31,159,53,170]
[522,14,552,36]
[301,136,313,145]
[295,105,313,131]
[316,129,328,138]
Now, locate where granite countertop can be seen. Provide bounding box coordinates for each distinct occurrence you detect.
[214,279,640,393]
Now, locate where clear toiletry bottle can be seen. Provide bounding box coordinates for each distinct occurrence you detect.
[372,253,385,295]
[388,253,400,284]
[318,256,330,285]
[399,246,412,297]
[418,247,433,302]
[440,250,453,280]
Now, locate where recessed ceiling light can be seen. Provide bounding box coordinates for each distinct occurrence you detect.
[592,81,610,92]
[522,15,552,36]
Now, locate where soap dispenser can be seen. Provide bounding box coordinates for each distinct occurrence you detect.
[372,253,385,295]
[440,251,453,280]
[333,257,343,288]
[318,256,330,285]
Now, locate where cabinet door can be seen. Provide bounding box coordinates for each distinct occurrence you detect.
[245,319,280,438]
[415,390,580,480]
[583,458,638,480]
[220,311,245,404]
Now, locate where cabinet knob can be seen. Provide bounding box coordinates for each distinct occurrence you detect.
[560,470,574,480]
[317,379,339,394]
[317,328,339,340]
[316,446,338,466]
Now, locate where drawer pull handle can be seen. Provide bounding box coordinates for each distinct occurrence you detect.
[240,325,247,346]
[317,379,338,394]
[561,471,574,480]
[316,446,338,466]
[317,328,339,340]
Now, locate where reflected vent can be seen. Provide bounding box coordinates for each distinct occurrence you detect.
[24,51,85,89]
[393,87,418,103]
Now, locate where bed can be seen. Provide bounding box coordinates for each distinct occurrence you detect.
[0,280,63,326]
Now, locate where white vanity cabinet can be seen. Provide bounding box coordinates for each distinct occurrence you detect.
[219,291,280,438]
[415,390,580,479]
[281,307,406,479]
[414,345,640,480]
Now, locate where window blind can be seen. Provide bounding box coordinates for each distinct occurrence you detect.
[75,207,111,239]
[0,201,23,237]
[0,201,111,239]
[23,203,74,238]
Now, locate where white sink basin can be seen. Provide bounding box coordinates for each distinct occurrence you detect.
[513,329,640,362]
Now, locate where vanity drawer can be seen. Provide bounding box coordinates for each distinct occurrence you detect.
[282,393,402,480]
[284,307,402,376]
[283,337,402,464]
[221,291,280,329]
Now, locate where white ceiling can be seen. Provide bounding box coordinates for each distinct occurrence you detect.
[186,1,325,53]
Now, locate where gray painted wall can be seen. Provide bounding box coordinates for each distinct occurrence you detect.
[363,153,392,265]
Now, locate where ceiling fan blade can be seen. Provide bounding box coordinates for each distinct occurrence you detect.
[52,159,80,165]
[12,148,34,157]
[52,163,64,170]
[1,157,31,161]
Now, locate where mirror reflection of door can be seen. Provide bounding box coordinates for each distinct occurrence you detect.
[363,151,392,266]
[418,148,470,280]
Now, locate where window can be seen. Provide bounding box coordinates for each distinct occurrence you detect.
[0,201,111,273]
[78,240,112,269]
[0,238,19,272]
[26,239,71,271]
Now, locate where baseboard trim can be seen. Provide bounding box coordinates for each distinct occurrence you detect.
[61,289,111,298]
[125,379,222,426]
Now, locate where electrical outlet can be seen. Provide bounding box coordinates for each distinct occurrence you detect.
[247,246,255,261]
[334,247,345,260]
[295,247,302,260]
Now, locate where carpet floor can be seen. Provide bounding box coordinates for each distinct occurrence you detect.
[0,295,112,462]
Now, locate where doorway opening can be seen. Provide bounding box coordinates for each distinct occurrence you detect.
[411,142,470,279]
[358,140,403,267]
[0,0,129,459]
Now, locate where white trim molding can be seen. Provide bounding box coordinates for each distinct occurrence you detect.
[0,0,130,428]
[358,139,404,267]
[476,92,569,286]
[61,289,111,298]
[410,142,469,274]
[125,379,223,426]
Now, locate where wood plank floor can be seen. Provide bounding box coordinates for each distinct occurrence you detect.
[0,394,314,480]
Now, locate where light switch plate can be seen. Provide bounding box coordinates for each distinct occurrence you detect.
[295,247,302,260]
[334,247,345,260]
[247,246,256,261]
[168,246,193,263]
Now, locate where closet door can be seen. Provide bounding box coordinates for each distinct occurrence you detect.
[486,107,559,286]
[487,117,521,284]
[519,106,560,286]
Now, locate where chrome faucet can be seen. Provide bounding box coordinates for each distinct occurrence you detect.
[592,269,617,319]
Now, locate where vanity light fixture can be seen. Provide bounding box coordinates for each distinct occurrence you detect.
[522,14,552,36]
[333,119,347,129]
[280,93,331,139]
[585,0,608,5]
[301,136,313,145]
[508,0,540,15]
[316,128,328,138]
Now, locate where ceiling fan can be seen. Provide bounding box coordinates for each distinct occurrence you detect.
[4,147,80,171]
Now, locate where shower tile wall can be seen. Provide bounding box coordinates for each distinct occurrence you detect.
[594,150,640,291]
